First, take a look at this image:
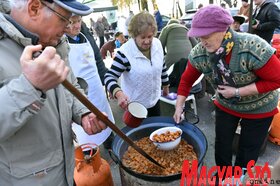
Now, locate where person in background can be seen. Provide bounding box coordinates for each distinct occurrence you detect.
[238,0,250,20]
[117,15,128,39]
[80,21,108,82]
[111,21,117,31]
[158,19,201,95]
[198,3,203,9]
[125,11,134,32]
[231,15,246,32]
[173,5,280,185]
[0,0,106,185]
[102,14,110,31]
[66,15,115,150]
[159,19,197,69]
[100,31,127,59]
[89,17,95,35]
[104,11,169,118]
[94,16,105,48]
[221,2,227,9]
[154,8,163,31]
[80,21,116,147]
[252,0,280,43]
[101,14,111,41]
[123,11,134,39]
[221,2,232,15]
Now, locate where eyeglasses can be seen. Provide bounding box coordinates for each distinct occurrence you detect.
[41,1,73,27]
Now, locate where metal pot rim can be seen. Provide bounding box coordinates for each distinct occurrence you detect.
[111,116,208,182]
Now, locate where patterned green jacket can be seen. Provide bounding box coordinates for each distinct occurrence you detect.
[189,31,278,114]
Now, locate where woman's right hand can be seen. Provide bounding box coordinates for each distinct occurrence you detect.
[173,95,187,123]
[115,90,129,110]
[173,106,184,124]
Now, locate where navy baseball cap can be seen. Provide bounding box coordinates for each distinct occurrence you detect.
[49,0,93,16]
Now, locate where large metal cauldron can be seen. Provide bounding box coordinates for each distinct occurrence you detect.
[110,116,208,186]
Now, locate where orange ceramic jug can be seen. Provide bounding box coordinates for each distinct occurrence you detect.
[74,143,114,186]
[122,102,147,128]
[269,100,280,145]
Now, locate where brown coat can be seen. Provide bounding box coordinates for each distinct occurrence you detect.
[100,40,116,59]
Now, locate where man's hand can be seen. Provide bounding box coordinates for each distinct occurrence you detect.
[81,113,107,135]
[20,45,69,92]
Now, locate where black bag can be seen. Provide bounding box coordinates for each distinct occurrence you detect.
[168,58,202,94]
[169,58,187,88]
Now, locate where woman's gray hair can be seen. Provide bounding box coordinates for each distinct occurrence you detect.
[128,11,157,38]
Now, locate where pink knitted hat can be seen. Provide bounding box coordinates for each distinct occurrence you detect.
[188,5,234,37]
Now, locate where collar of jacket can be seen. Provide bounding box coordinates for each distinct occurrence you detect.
[4,14,39,45]
[66,33,87,44]
[128,38,160,59]
[259,0,273,8]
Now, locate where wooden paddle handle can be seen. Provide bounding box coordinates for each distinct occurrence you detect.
[62,80,165,168]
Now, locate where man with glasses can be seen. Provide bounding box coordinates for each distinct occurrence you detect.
[0,0,107,185]
[65,15,115,150]
[41,0,73,27]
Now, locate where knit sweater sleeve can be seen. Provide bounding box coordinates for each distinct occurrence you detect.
[254,54,280,93]
[177,61,201,96]
[104,51,131,96]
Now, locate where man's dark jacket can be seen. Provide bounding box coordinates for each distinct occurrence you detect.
[252,0,280,43]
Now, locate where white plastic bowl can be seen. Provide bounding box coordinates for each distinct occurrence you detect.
[149,127,182,151]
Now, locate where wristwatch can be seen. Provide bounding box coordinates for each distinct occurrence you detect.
[235,88,241,101]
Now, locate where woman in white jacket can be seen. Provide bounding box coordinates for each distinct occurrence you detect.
[104,11,169,120]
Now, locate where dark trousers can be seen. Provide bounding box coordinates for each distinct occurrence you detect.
[147,100,161,117]
[214,106,272,179]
